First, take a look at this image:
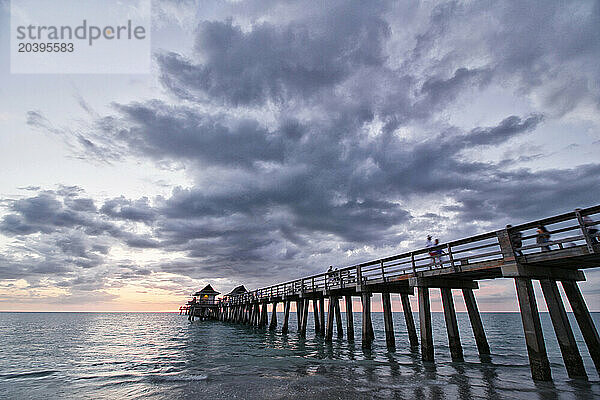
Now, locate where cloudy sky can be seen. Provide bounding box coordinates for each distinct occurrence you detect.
[1,0,599,312]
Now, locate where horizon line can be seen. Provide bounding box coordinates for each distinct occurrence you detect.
[2,310,599,313]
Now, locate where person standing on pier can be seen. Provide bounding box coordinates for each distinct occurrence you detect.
[537,225,551,252]
[426,235,436,266]
[334,267,341,284]
[432,238,444,266]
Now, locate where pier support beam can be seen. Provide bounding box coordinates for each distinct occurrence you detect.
[382,292,396,350]
[540,279,587,379]
[462,288,490,355]
[282,300,291,334]
[251,304,257,326]
[300,299,310,337]
[269,301,278,331]
[440,288,464,361]
[400,294,418,348]
[418,287,434,361]
[313,299,321,334]
[361,292,374,348]
[319,298,326,337]
[514,277,552,381]
[334,297,343,338]
[254,303,260,327]
[296,300,303,328]
[326,297,334,342]
[260,302,269,328]
[345,295,355,342]
[561,280,600,374]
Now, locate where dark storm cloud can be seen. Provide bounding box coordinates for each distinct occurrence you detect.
[100,196,156,222]
[92,102,286,168]
[0,254,70,280]
[158,1,391,106]
[410,0,600,115]
[0,189,165,288]
[1,192,110,236]
[460,114,544,147]
[65,197,97,212]
[124,237,161,249]
[419,67,493,111]
[6,0,600,298]
[446,164,600,224]
[0,214,40,235]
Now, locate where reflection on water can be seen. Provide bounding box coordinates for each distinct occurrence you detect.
[0,312,599,399]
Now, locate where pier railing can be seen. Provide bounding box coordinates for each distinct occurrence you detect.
[224,205,599,305]
[188,300,219,305]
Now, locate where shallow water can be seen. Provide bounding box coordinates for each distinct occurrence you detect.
[0,311,599,399]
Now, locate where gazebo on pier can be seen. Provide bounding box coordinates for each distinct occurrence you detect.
[223,285,247,300]
[194,284,220,304]
[186,284,221,321]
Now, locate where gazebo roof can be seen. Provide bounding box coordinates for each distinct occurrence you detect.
[193,284,220,296]
[226,285,247,296]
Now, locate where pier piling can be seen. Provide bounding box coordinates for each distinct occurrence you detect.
[282,300,290,334]
[561,280,600,374]
[361,292,374,348]
[313,299,321,334]
[540,279,587,379]
[270,301,278,331]
[462,288,490,355]
[514,277,552,381]
[382,292,395,350]
[326,298,334,341]
[296,300,303,328]
[400,293,418,348]
[440,288,464,361]
[300,299,310,337]
[334,297,343,338]
[345,295,355,342]
[319,298,326,337]
[418,287,434,361]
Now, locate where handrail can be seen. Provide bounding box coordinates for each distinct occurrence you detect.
[216,205,599,305]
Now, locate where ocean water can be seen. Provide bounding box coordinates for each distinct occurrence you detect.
[0,312,599,399]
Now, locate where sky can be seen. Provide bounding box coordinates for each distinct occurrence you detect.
[0,0,599,313]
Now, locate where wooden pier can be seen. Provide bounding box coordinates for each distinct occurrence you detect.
[183,206,600,381]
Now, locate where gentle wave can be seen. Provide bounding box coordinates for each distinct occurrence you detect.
[0,370,59,380]
[146,374,209,383]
